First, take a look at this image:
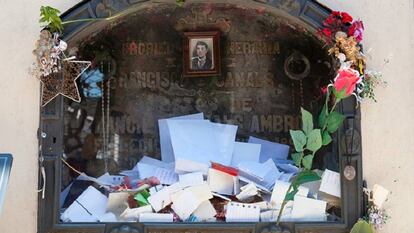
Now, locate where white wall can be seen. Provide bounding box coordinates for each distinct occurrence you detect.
[0,1,80,232]
[0,0,413,232]
[318,0,414,232]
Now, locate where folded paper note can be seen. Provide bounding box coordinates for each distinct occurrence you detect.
[372,184,389,208]
[248,136,289,163]
[236,183,258,201]
[159,113,205,163]
[171,189,204,220]
[207,168,239,195]
[290,196,327,221]
[260,209,292,222]
[238,159,282,191]
[168,120,238,173]
[97,172,124,186]
[179,172,204,188]
[107,192,130,216]
[192,200,217,222]
[61,186,108,222]
[154,167,178,185]
[231,142,261,167]
[319,169,341,198]
[147,186,172,212]
[225,202,260,222]
[120,205,154,222]
[139,213,174,222]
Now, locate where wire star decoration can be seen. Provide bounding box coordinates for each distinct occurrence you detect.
[40,60,91,107]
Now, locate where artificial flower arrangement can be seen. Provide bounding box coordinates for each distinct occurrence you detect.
[33,4,387,230]
[276,10,388,232]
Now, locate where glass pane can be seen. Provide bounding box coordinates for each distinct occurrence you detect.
[60,3,341,223]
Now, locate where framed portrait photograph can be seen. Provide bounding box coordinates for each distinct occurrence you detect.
[183,31,221,77]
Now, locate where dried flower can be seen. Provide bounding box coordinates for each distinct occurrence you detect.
[367,205,390,230]
[31,30,63,78]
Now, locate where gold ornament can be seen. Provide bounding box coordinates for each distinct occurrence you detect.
[40,60,91,107]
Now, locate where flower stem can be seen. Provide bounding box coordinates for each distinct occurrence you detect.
[276,177,295,225]
[61,12,124,26]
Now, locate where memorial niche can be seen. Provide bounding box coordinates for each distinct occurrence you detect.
[59,2,342,226]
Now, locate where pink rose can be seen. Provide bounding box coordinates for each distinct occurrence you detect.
[334,68,361,97]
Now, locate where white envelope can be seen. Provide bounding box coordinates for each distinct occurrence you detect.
[231,142,261,167]
[207,168,239,195]
[159,113,205,163]
[168,120,238,173]
[61,186,108,222]
[319,169,341,198]
[248,136,289,163]
[270,180,309,208]
[290,196,327,221]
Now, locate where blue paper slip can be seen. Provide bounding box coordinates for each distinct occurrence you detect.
[159,113,205,163]
[248,136,290,163]
[168,120,238,173]
[231,142,261,167]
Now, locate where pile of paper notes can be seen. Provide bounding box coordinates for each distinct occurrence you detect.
[60,113,342,223]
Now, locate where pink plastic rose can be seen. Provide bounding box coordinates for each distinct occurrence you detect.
[348,20,364,42]
[334,68,361,97]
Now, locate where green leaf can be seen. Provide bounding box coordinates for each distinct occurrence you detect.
[350,220,374,233]
[39,6,62,33]
[322,131,332,146]
[176,0,186,6]
[306,129,322,152]
[302,155,313,170]
[291,153,302,167]
[293,170,321,187]
[290,130,307,152]
[301,107,313,135]
[285,189,299,201]
[318,104,328,128]
[326,111,345,133]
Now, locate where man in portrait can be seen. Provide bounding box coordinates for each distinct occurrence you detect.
[191,41,213,70]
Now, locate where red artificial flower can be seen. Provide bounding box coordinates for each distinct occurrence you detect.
[322,28,332,38]
[348,20,364,42]
[334,68,361,97]
[321,86,328,95]
[331,11,341,18]
[340,12,353,24]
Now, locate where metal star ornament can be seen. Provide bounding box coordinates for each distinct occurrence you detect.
[40,60,91,107]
